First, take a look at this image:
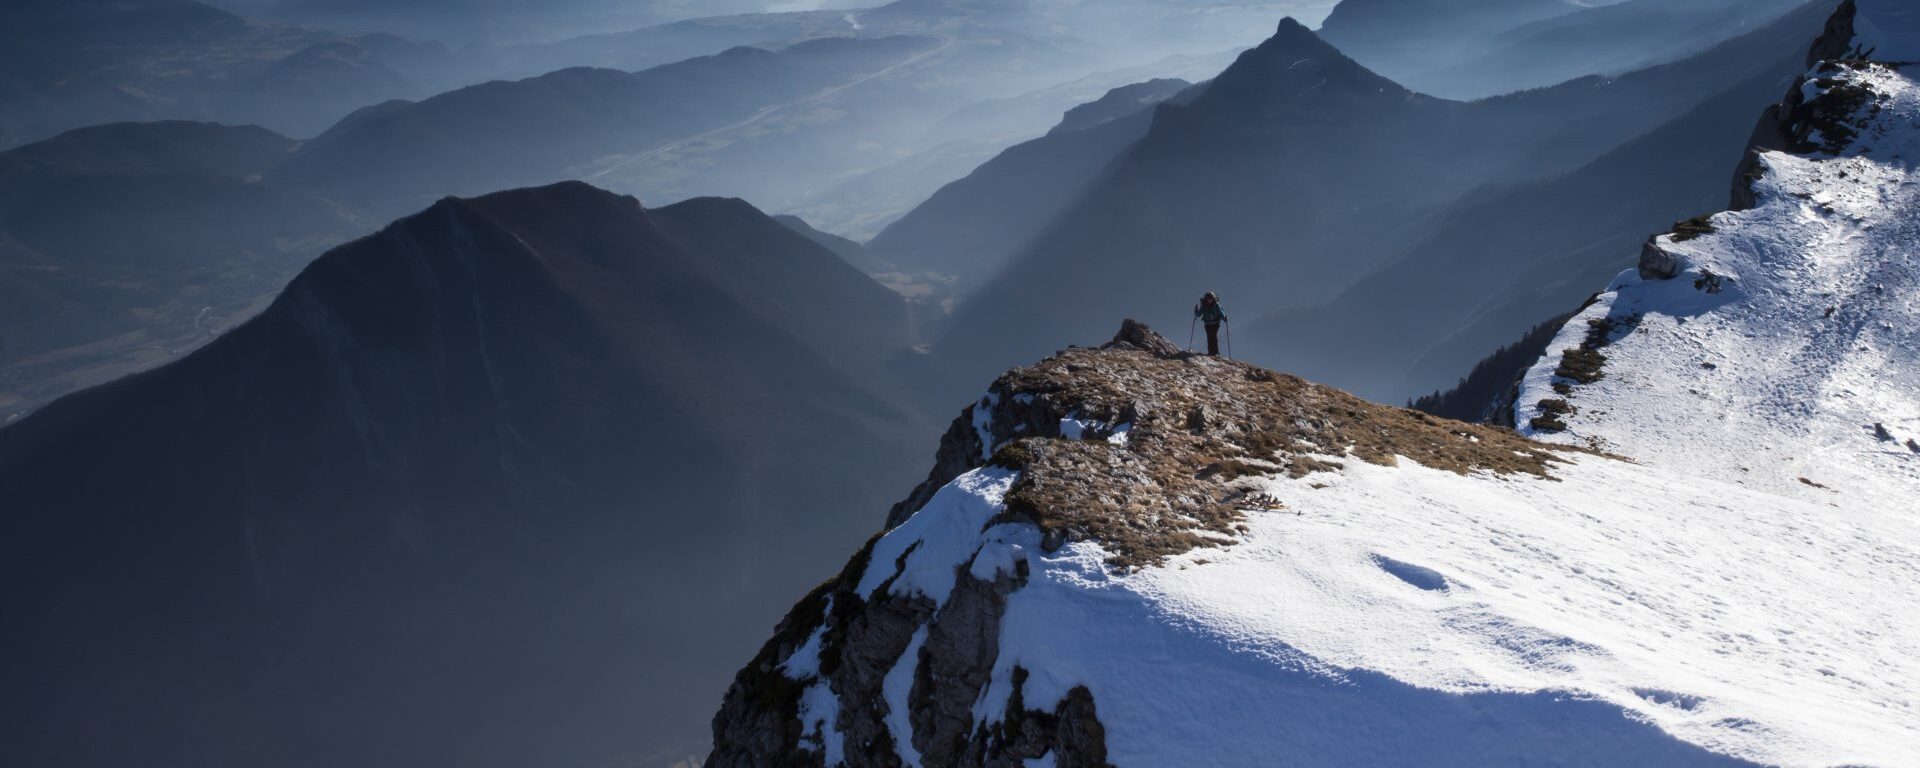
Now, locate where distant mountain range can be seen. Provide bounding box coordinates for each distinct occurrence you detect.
[0,34,953,420]
[0,181,935,768]
[271,35,947,217]
[1250,0,1839,401]
[0,0,471,147]
[1321,0,1814,98]
[0,121,367,417]
[898,2,1835,406]
[866,77,1198,291]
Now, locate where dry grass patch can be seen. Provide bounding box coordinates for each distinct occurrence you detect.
[979,344,1576,568]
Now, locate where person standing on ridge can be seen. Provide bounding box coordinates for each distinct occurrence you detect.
[1194,292,1228,356]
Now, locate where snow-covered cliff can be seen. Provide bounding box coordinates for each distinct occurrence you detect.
[706,4,1920,765]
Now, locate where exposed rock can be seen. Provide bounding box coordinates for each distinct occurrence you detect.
[1099,318,1184,359]
[904,322,1572,568]
[1638,238,1683,280]
[711,322,1578,766]
[908,568,1021,765]
[1733,2,1880,209]
[1807,0,1867,65]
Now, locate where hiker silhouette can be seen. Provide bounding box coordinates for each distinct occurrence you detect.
[1193,292,1228,357]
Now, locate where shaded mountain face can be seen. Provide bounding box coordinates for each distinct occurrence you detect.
[864,78,1197,291]
[0,119,296,179]
[0,121,368,418]
[1409,0,1814,98]
[1320,0,1811,99]
[1050,78,1195,136]
[777,214,891,275]
[1317,0,1584,81]
[270,36,945,220]
[918,4,1834,407]
[0,181,934,768]
[0,0,465,147]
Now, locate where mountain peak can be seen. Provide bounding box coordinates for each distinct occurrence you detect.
[1193,15,1418,116]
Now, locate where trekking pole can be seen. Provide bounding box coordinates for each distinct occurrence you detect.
[1226,320,1233,360]
[1187,317,1196,352]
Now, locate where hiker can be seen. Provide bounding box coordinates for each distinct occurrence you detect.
[1194,292,1228,356]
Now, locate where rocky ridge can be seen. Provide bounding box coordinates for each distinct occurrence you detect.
[709,320,1572,767]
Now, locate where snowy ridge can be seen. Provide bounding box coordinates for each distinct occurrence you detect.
[710,5,1920,766]
[1517,61,1920,509]
[825,453,1916,766]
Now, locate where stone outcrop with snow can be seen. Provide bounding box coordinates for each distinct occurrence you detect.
[707,4,1920,765]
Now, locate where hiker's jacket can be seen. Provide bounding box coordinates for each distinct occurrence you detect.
[1195,302,1228,325]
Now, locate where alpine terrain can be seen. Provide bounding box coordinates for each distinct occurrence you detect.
[705,2,1920,764]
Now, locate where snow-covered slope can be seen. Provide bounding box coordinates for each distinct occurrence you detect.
[707,4,1920,765]
[1516,61,1920,512]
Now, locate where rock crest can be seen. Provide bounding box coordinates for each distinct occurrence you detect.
[710,322,1575,766]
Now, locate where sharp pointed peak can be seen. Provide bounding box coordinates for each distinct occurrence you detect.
[1195,15,1417,112]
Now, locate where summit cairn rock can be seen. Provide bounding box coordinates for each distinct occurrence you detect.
[1100,318,1184,359]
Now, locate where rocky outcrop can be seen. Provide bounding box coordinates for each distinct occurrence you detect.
[710,322,1575,766]
[1099,318,1184,359]
[1732,0,1877,210]
[705,520,1100,768]
[1637,237,1684,280]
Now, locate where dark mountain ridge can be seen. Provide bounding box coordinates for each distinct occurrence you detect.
[0,121,365,416]
[0,181,933,768]
[864,77,1198,289]
[0,0,464,147]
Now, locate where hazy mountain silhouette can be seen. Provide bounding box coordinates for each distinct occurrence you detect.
[0,181,933,768]
[0,121,366,416]
[1243,0,1835,402]
[918,6,1833,405]
[776,214,889,274]
[211,0,801,47]
[0,0,464,147]
[1318,0,1583,84]
[1408,0,1813,97]
[271,36,943,219]
[489,10,859,80]
[865,78,1196,289]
